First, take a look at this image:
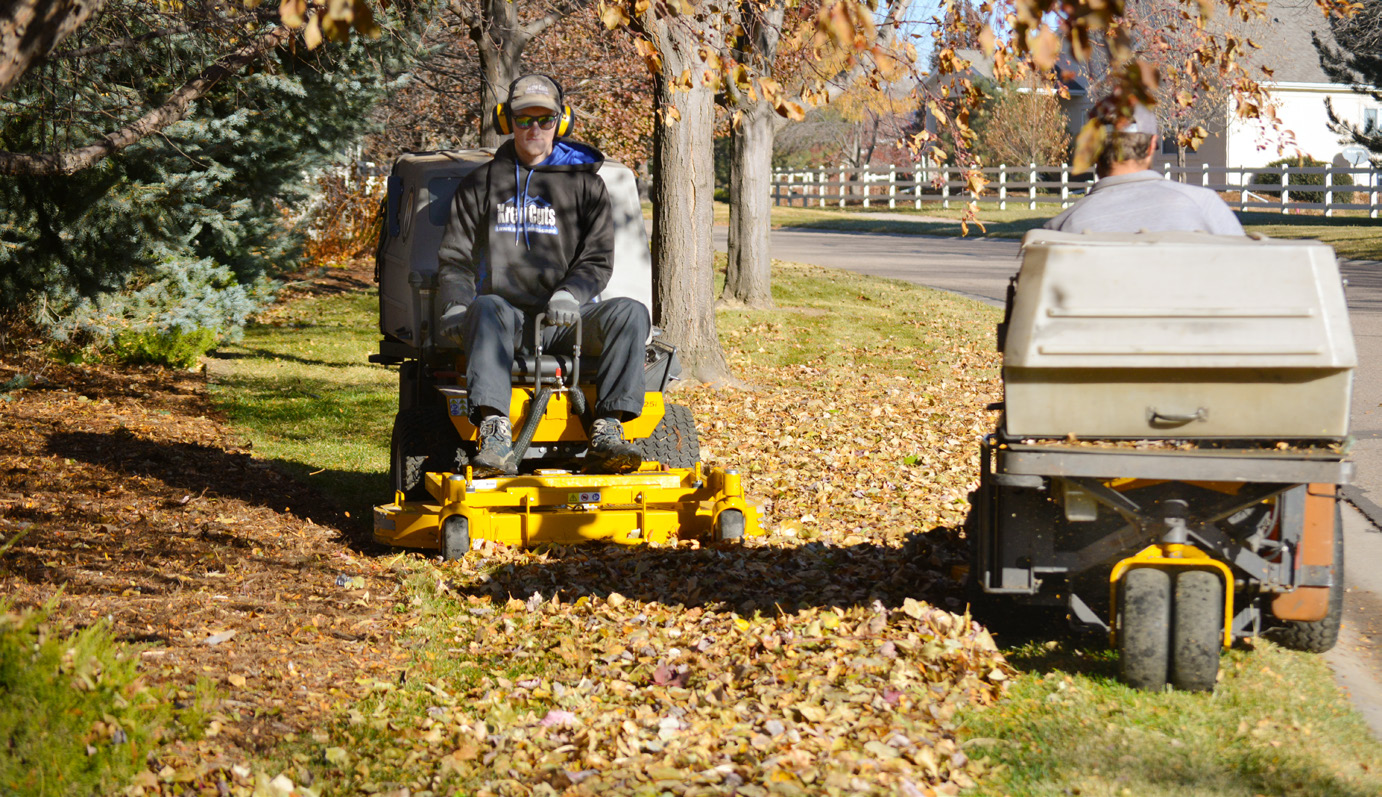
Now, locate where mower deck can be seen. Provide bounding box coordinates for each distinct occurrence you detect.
[374,462,759,552]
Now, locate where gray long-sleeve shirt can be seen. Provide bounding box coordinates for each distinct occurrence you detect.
[1043,171,1245,235]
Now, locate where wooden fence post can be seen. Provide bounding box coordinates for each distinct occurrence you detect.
[942,166,951,209]
[999,164,1007,211]
[889,164,897,209]
[1325,170,1334,218]
[1281,171,1289,215]
[1029,162,1037,210]
[1061,164,1070,207]
[1372,170,1379,219]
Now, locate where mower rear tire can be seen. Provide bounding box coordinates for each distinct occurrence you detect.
[1271,503,1344,653]
[1120,567,1171,691]
[391,406,466,502]
[441,516,470,561]
[637,404,699,470]
[1170,570,1223,692]
[714,509,745,543]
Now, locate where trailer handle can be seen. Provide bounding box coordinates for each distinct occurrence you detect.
[1146,406,1208,425]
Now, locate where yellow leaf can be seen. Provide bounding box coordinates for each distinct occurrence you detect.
[758,76,781,102]
[774,99,806,121]
[701,48,722,74]
[735,617,750,631]
[1071,117,1106,174]
[1031,27,1060,71]
[601,1,632,29]
[978,25,996,56]
[1178,125,1208,151]
[322,0,353,42]
[227,673,246,688]
[279,0,307,28]
[303,15,323,48]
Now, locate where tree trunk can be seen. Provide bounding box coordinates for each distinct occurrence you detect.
[723,99,778,308]
[646,16,731,384]
[476,0,525,149]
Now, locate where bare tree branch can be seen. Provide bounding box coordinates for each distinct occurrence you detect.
[0,24,293,176]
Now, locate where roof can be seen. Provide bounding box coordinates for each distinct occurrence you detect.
[1242,0,1338,85]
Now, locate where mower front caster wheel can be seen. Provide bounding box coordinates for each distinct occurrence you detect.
[714,509,745,543]
[1119,568,1172,690]
[1118,568,1224,692]
[441,516,470,561]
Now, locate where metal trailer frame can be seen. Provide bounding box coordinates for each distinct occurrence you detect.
[971,432,1351,644]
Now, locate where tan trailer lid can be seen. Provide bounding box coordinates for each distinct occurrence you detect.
[1006,231,1356,370]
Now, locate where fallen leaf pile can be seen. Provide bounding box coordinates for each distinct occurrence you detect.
[0,343,409,772]
[342,541,1011,796]
[0,257,1019,795]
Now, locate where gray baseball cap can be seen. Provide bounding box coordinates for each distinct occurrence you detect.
[509,75,560,114]
[1099,101,1158,135]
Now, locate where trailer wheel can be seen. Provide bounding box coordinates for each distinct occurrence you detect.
[1120,568,1172,691]
[441,516,470,561]
[637,404,700,469]
[1272,502,1344,653]
[714,509,745,543]
[391,406,466,501]
[1171,570,1223,692]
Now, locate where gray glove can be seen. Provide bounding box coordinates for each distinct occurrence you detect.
[545,290,580,327]
[437,303,467,345]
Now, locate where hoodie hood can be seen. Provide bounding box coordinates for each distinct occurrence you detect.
[496,139,605,172]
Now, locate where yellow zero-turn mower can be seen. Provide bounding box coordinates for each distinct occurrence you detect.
[367,149,759,557]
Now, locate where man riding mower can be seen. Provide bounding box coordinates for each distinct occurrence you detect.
[369,75,758,557]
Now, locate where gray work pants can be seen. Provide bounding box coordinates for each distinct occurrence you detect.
[463,294,651,422]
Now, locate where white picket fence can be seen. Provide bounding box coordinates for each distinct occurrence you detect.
[771,162,1382,218]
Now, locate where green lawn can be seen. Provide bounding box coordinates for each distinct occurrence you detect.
[203,258,1382,796]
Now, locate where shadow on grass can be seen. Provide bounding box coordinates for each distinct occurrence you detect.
[455,526,974,615]
[43,429,378,548]
[207,347,361,369]
[777,218,1042,239]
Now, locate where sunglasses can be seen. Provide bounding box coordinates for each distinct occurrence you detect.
[513,114,557,130]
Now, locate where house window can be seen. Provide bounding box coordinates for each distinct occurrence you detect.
[1162,137,1177,154]
[1365,109,1379,133]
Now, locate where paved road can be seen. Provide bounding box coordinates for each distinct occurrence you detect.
[715,226,1382,733]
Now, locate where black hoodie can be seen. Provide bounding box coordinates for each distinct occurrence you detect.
[437,140,614,315]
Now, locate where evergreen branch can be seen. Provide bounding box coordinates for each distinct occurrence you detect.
[0,25,293,176]
[52,10,272,60]
[1,0,107,95]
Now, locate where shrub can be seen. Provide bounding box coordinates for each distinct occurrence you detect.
[0,599,171,796]
[1250,155,1355,204]
[111,327,219,369]
[42,257,276,368]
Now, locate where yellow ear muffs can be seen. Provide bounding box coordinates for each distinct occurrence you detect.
[493,75,572,137]
[491,100,514,135]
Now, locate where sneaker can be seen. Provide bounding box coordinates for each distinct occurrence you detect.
[471,416,516,476]
[588,417,642,473]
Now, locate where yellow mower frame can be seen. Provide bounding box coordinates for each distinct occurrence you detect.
[374,461,760,554]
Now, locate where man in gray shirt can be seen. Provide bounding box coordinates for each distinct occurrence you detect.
[1044,102,1244,235]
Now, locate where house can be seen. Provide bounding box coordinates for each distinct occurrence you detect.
[921,1,1371,171]
[1227,0,1373,169]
